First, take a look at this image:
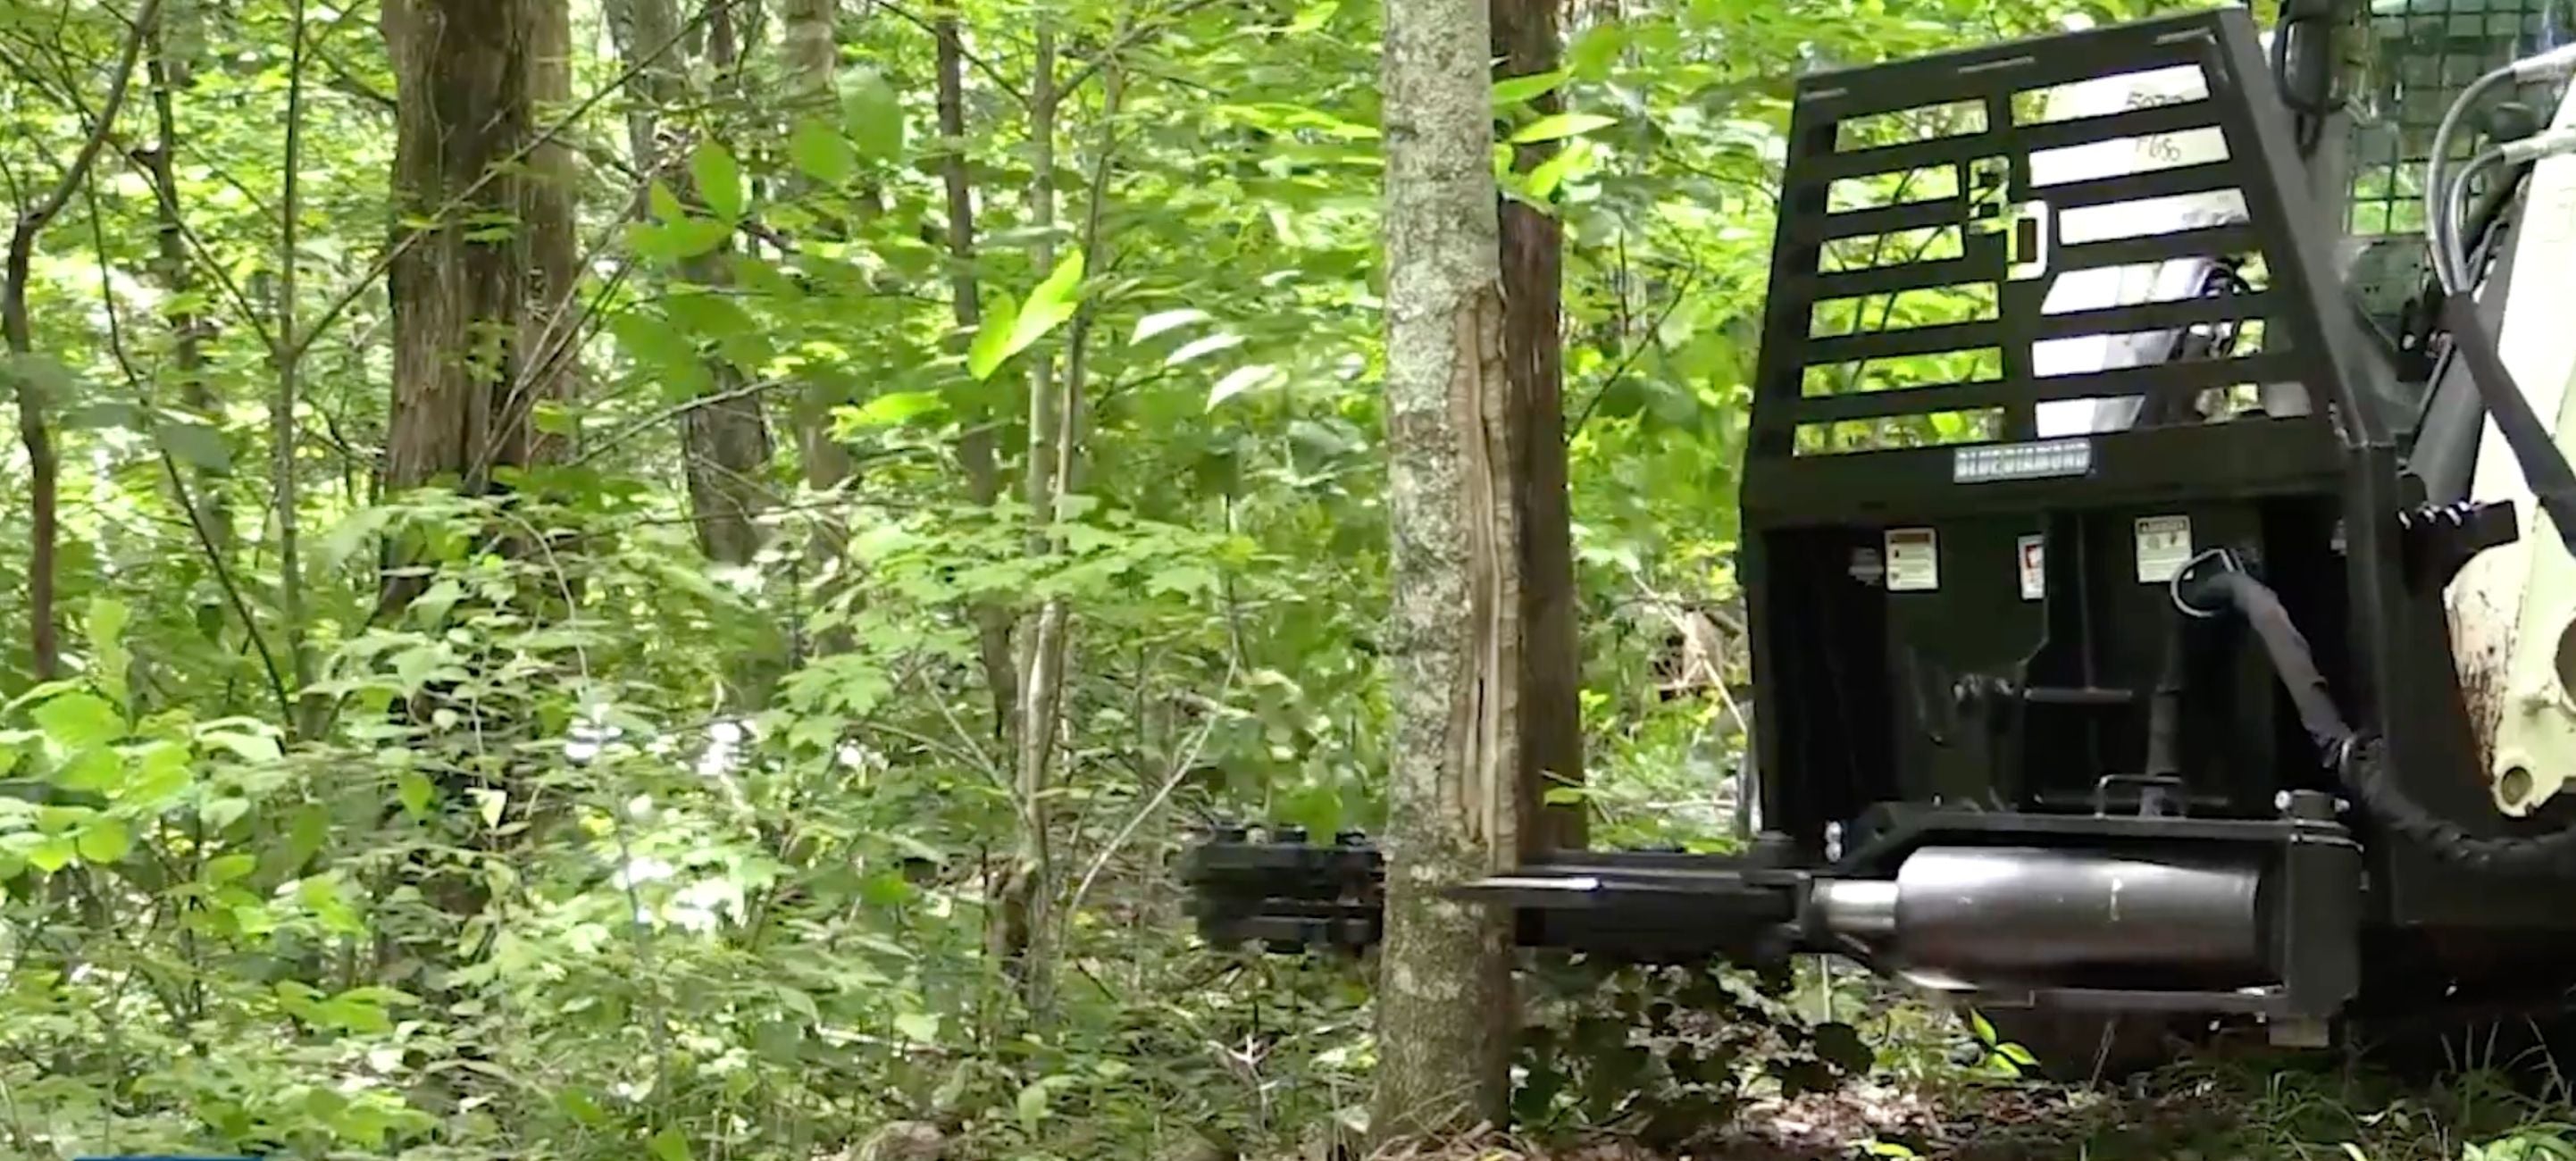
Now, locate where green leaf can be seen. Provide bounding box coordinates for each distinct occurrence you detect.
[199,729,282,764]
[1147,564,1217,596]
[1131,308,1209,345]
[32,691,123,748]
[87,597,130,708]
[1995,1041,2038,1067]
[850,391,947,427]
[788,117,859,186]
[126,742,191,806]
[842,69,905,162]
[1208,364,1283,410]
[969,251,1087,380]
[472,787,507,829]
[25,834,73,873]
[205,853,257,884]
[1568,23,1629,78]
[1493,69,1571,106]
[0,353,79,403]
[690,140,745,221]
[53,748,121,794]
[1527,145,1585,199]
[63,400,141,430]
[1511,113,1618,144]
[648,180,687,224]
[612,314,698,367]
[397,771,435,818]
[156,420,231,472]
[202,796,250,830]
[1167,332,1245,367]
[1009,251,1086,354]
[1016,1076,1071,1134]
[627,218,733,263]
[966,291,1021,380]
[649,1126,694,1161]
[77,817,131,864]
[893,1011,940,1042]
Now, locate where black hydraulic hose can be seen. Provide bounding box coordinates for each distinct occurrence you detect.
[2179,570,2352,762]
[2181,564,2576,874]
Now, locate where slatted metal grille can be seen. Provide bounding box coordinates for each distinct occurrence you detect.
[1744,8,2364,518]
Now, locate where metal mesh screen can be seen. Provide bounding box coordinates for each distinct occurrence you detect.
[2345,0,2575,237]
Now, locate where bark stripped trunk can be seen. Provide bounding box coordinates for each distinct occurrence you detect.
[1370,0,1520,1142]
[1495,0,1585,855]
[937,9,1018,746]
[677,0,775,567]
[5,0,162,681]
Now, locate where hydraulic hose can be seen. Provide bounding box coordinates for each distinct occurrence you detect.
[2429,44,2576,293]
[2177,563,2576,875]
[2424,47,2576,556]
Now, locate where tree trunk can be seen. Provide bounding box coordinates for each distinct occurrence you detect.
[937,7,1018,747]
[147,4,229,550]
[276,0,316,732]
[674,0,775,567]
[782,0,855,499]
[991,22,1061,1003]
[1495,0,1585,855]
[520,0,581,466]
[381,0,584,617]
[607,0,774,566]
[381,0,539,499]
[1370,0,1521,1143]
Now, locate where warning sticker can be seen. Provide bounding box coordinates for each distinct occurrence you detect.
[1886,528,1939,592]
[2018,534,2045,601]
[2135,515,2194,583]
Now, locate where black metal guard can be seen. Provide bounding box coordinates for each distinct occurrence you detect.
[1743,6,2389,524]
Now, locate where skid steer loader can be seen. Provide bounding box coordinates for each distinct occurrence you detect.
[1181,0,2576,1070]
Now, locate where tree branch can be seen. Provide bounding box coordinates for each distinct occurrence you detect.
[5,0,165,682]
[79,174,296,725]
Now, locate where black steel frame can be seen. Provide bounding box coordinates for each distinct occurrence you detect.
[1175,5,2576,1036]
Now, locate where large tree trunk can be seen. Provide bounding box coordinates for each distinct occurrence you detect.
[1495,0,1585,855]
[381,0,581,619]
[1370,0,1521,1143]
[382,0,539,499]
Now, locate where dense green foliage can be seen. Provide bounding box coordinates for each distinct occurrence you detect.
[13,0,2567,1158]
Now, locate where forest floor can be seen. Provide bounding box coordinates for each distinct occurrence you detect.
[1379,1048,2576,1161]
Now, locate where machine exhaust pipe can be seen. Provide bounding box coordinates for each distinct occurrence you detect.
[1815,847,2267,981]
